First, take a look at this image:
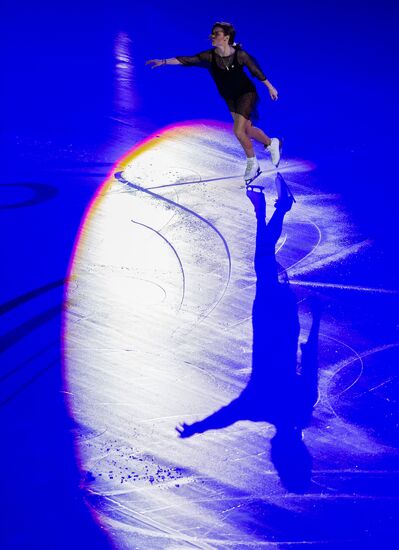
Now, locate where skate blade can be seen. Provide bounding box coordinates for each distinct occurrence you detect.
[246,184,264,192]
[244,168,262,186]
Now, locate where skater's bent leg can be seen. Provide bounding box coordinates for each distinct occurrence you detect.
[233,113,255,157]
[246,120,272,147]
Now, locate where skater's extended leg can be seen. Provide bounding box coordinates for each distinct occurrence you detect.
[232,113,261,183]
[233,113,255,157]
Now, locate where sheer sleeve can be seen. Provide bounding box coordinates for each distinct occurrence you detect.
[237,50,267,81]
[175,50,212,68]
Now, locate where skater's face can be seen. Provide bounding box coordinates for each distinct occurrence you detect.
[210,27,229,48]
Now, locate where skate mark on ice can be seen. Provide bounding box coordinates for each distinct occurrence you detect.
[147,174,241,191]
[289,280,399,294]
[321,334,364,417]
[118,175,233,325]
[130,220,186,310]
[279,220,322,276]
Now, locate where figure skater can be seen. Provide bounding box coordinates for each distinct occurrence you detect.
[146,21,281,184]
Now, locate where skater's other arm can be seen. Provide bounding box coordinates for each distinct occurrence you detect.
[238,50,278,100]
[262,79,278,100]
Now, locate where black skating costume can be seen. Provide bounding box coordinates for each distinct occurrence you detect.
[176,48,267,120]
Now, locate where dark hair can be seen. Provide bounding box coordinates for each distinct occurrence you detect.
[211,21,237,46]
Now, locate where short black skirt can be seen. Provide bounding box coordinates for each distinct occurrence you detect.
[223,91,259,121]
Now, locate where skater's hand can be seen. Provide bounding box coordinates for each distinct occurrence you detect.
[268,85,278,101]
[146,59,165,69]
[176,422,196,438]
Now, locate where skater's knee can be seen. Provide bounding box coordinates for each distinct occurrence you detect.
[234,127,247,141]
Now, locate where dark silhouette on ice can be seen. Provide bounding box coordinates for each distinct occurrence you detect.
[177,173,321,492]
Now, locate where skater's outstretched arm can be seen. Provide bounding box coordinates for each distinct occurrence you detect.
[176,397,245,438]
[146,58,182,67]
[146,51,212,69]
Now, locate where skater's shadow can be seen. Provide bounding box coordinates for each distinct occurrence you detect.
[177,174,321,493]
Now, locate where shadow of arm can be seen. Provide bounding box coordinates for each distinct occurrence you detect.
[176,397,245,438]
